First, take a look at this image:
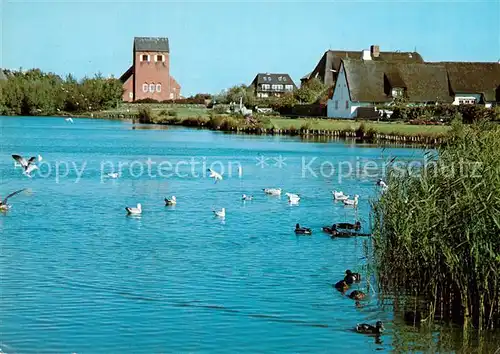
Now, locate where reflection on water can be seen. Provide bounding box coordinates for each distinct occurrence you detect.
[0,117,498,353]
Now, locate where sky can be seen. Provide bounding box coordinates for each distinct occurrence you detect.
[1,0,499,96]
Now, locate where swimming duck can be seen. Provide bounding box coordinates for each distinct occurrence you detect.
[164,196,177,206]
[0,189,27,212]
[344,269,361,284]
[295,223,312,235]
[242,194,253,201]
[355,321,384,335]
[334,280,349,292]
[336,221,361,231]
[125,203,142,215]
[377,179,388,190]
[348,290,366,301]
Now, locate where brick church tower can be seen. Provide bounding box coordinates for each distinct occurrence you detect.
[120,37,181,102]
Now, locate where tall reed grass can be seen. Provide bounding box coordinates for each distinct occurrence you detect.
[371,121,500,330]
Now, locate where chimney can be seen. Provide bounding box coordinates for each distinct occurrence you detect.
[371,45,380,58]
[362,50,372,61]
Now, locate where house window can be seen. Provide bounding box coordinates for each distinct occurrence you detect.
[458,98,476,105]
[345,101,349,109]
[285,85,293,91]
[283,77,287,82]
[156,84,162,92]
[276,84,283,90]
[129,92,133,99]
[155,54,164,62]
[335,100,339,110]
[149,84,155,93]
[142,84,148,93]
[170,93,174,99]
[261,84,270,90]
[392,88,403,97]
[278,76,282,81]
[141,54,150,62]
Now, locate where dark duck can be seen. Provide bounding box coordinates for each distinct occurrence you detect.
[348,290,366,301]
[344,269,361,284]
[334,280,349,292]
[355,321,384,335]
[336,221,361,231]
[295,223,312,235]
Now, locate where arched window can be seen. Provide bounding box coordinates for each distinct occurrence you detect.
[149,84,155,93]
[156,84,162,92]
[142,84,148,93]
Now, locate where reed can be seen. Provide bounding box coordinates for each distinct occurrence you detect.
[371,122,500,330]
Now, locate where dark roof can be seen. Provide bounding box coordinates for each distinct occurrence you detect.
[119,65,134,83]
[0,69,7,81]
[134,37,170,53]
[251,73,297,87]
[307,49,424,86]
[342,59,452,103]
[440,62,500,102]
[301,71,312,81]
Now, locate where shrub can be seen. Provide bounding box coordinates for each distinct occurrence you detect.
[137,105,155,123]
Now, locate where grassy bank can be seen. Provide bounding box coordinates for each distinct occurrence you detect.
[371,121,500,330]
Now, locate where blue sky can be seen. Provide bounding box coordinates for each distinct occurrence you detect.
[2,0,499,95]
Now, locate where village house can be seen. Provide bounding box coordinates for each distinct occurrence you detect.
[327,58,500,119]
[120,37,181,102]
[301,45,424,87]
[249,73,297,98]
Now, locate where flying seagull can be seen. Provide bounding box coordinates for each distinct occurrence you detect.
[65,118,74,123]
[12,154,40,177]
[0,188,27,212]
[208,168,223,183]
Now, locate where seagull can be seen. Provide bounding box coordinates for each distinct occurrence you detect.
[285,192,300,202]
[125,203,142,215]
[37,155,43,162]
[0,189,27,212]
[377,179,388,190]
[208,169,223,183]
[106,172,119,179]
[12,154,39,177]
[263,188,281,196]
[242,194,253,201]
[213,207,225,218]
[332,190,349,201]
[343,195,359,207]
[164,196,177,206]
[65,117,74,123]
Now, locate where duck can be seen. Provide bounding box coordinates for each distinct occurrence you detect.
[263,188,281,196]
[242,194,253,201]
[0,189,27,212]
[336,221,361,231]
[355,321,384,335]
[344,269,361,284]
[334,280,349,292]
[377,179,388,190]
[348,290,366,301]
[213,208,226,218]
[286,192,300,200]
[164,196,177,206]
[332,190,349,201]
[106,172,119,179]
[343,195,359,207]
[294,223,312,235]
[125,203,142,215]
[208,168,223,183]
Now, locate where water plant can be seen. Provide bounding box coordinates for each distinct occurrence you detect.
[371,121,500,330]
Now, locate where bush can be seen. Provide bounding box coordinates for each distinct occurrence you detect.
[137,106,155,123]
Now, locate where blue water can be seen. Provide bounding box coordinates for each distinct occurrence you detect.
[0,117,426,353]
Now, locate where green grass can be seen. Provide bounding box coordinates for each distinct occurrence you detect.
[269,118,450,136]
[99,103,210,118]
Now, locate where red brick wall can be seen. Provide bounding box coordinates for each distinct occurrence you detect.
[134,51,171,101]
[122,74,134,102]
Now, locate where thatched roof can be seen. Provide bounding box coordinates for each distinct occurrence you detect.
[342,59,452,103]
[441,62,500,102]
[134,37,170,53]
[307,49,424,86]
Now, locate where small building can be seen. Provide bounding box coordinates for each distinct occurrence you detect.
[120,37,181,102]
[249,73,297,98]
[302,45,424,88]
[441,62,500,107]
[327,59,452,119]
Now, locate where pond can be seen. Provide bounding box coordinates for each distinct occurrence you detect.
[1,116,497,353]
